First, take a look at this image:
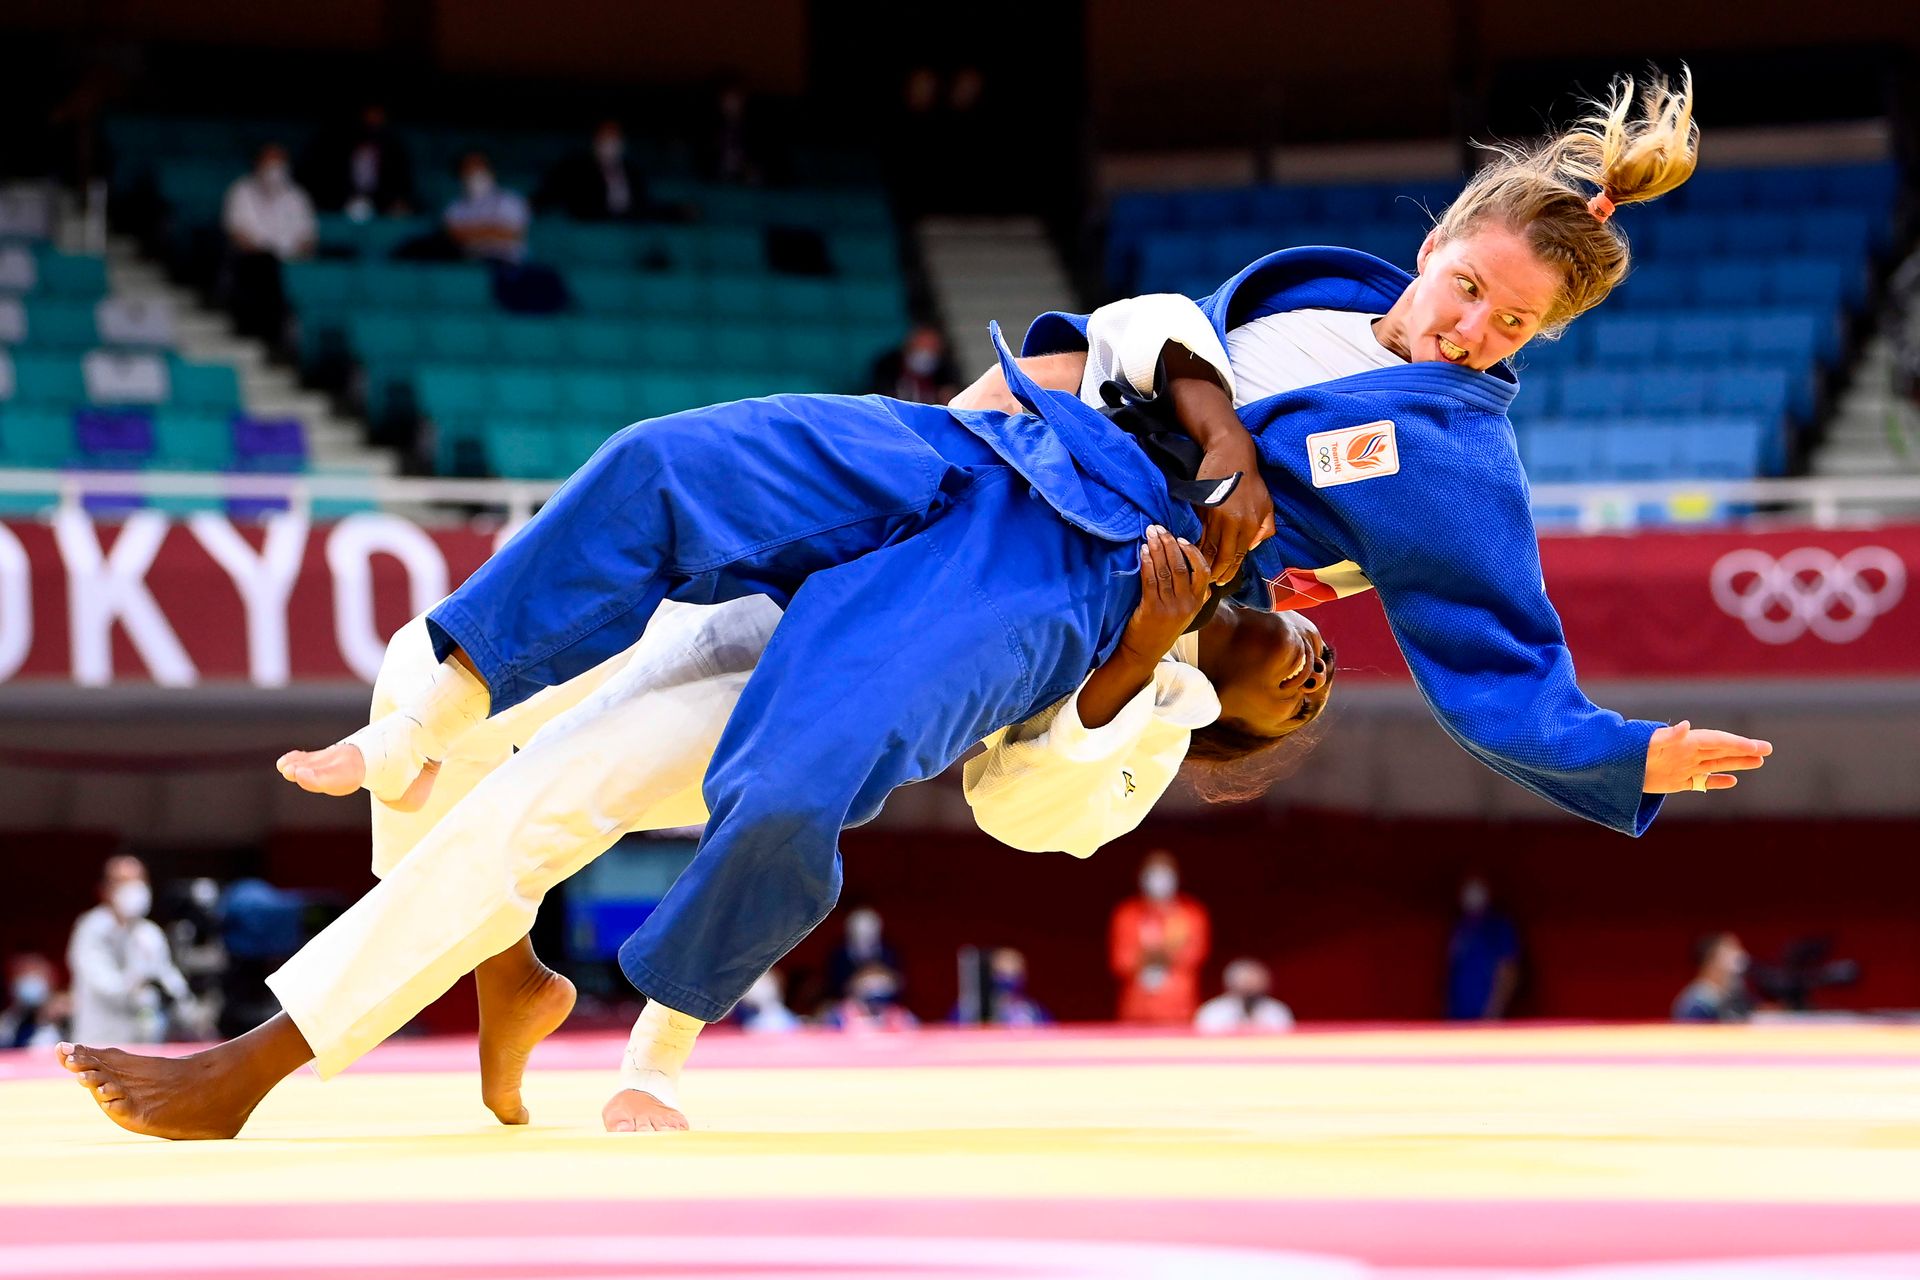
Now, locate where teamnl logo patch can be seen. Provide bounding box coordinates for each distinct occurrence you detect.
[1306,420,1399,488]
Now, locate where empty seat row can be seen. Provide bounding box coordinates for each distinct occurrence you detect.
[0,405,304,471]
[1514,366,1804,425]
[416,365,837,429]
[0,351,242,412]
[1518,416,1777,483]
[1640,208,1887,259]
[1516,307,1841,371]
[284,261,496,312]
[0,296,178,351]
[565,270,907,324]
[0,246,112,299]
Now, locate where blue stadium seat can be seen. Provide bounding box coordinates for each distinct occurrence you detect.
[1734,310,1828,365]
[1677,169,1756,212]
[1770,257,1856,307]
[1638,371,1711,416]
[1665,316,1739,363]
[1588,315,1664,362]
[1520,426,1597,483]
[1108,193,1182,236]
[1614,263,1688,309]
[1511,369,1559,418]
[1597,423,1673,480]
[1794,209,1873,257]
[1311,186,1383,225]
[1135,235,1209,290]
[1247,186,1313,226]
[1176,188,1255,229]
[1821,162,1898,210]
[1210,230,1276,276]
[1695,262,1769,308]
[1674,417,1764,478]
[1557,370,1635,419]
[1708,368,1792,421]
[1649,214,1724,258]
[1724,213,1797,256]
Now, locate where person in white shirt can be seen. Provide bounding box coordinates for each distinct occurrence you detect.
[222,144,317,261]
[59,294,1349,1141]
[1194,958,1295,1034]
[66,856,190,1046]
[443,152,529,264]
[221,143,315,345]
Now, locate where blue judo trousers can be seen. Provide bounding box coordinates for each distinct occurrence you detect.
[428,374,1174,1021]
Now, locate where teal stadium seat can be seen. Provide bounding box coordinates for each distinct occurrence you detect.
[485,421,559,479]
[492,368,559,418]
[570,319,639,365]
[152,409,234,470]
[0,405,77,467]
[427,267,494,310]
[350,314,424,365]
[26,300,100,351]
[425,314,495,363]
[632,373,706,419]
[632,275,706,316]
[561,370,634,421]
[569,274,640,314]
[34,253,110,298]
[497,317,568,365]
[168,361,242,413]
[634,320,708,368]
[707,276,770,318]
[9,353,86,407]
[416,366,491,423]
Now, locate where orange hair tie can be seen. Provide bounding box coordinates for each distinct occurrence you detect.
[1587,192,1616,223]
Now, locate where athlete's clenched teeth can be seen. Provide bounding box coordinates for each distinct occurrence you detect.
[1438,336,1469,363]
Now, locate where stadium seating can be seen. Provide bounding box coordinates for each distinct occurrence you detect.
[1102,159,1904,497]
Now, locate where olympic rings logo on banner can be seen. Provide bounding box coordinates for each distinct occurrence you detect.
[1709,546,1907,644]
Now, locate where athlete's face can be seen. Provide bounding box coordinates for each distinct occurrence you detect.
[1210,611,1333,740]
[1404,223,1562,370]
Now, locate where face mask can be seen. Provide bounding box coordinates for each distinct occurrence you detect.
[992,974,1024,995]
[904,349,940,377]
[855,981,896,1008]
[594,136,624,165]
[260,162,290,189]
[11,975,49,1007]
[112,881,152,920]
[464,172,495,200]
[1460,882,1490,915]
[1141,867,1177,901]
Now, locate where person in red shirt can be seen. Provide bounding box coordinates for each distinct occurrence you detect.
[1109,850,1210,1024]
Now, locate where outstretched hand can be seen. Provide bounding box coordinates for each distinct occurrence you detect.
[1642,721,1773,794]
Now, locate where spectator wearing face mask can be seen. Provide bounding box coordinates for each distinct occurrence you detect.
[0,954,69,1049]
[825,905,899,1001]
[867,324,962,405]
[537,120,658,222]
[733,969,800,1034]
[1673,932,1753,1023]
[957,947,1050,1027]
[444,152,530,264]
[66,856,191,1046]
[822,963,918,1031]
[1194,958,1294,1034]
[1446,875,1522,1021]
[221,142,315,344]
[301,102,417,219]
[1109,850,1210,1025]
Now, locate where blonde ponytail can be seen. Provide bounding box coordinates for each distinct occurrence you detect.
[1434,68,1700,330]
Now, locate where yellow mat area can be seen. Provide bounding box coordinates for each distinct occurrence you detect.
[6,1024,1919,1208]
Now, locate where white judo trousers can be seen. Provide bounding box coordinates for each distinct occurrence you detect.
[266,598,782,1078]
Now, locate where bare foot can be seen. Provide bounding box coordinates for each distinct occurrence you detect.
[57,1042,272,1140]
[275,744,438,811]
[603,1088,689,1133]
[475,942,577,1125]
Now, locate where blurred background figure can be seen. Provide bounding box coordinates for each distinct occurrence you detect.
[707,75,765,185]
[65,855,191,1045]
[444,151,529,263]
[301,102,416,220]
[1446,875,1521,1021]
[826,905,899,1001]
[221,141,314,345]
[867,322,961,405]
[822,963,917,1031]
[1673,932,1753,1023]
[1110,850,1210,1025]
[0,954,69,1049]
[981,948,1049,1027]
[538,119,656,222]
[1194,958,1295,1034]
[734,969,800,1034]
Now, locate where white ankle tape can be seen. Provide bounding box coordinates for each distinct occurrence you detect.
[617,1001,705,1111]
[342,658,490,804]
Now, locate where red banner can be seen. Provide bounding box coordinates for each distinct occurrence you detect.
[0,515,1914,687]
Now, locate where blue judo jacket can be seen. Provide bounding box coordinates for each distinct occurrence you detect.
[987,246,1664,836]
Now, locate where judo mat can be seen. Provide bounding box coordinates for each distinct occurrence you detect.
[4,1022,1920,1278]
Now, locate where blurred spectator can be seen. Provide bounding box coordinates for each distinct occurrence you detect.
[301,102,416,218]
[708,75,767,185]
[221,143,315,345]
[976,948,1049,1027]
[734,969,800,1034]
[66,855,191,1045]
[444,151,529,263]
[1446,875,1520,1021]
[868,324,961,405]
[1109,850,1210,1024]
[825,905,899,1000]
[822,963,918,1031]
[538,119,661,222]
[1194,958,1295,1034]
[1,954,69,1049]
[1673,932,1753,1023]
